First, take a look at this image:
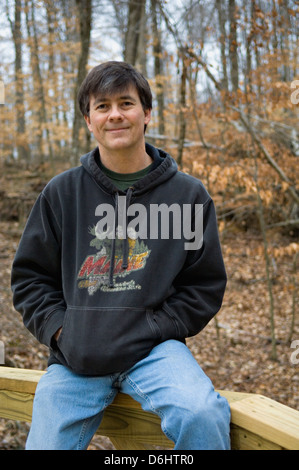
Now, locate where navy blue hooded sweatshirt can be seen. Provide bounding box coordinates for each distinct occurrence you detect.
[11,143,226,376]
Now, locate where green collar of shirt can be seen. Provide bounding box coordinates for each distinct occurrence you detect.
[98,159,154,191]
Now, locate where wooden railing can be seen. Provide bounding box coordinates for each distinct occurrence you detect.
[0,366,299,450]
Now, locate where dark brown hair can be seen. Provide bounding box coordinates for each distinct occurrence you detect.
[78,61,152,117]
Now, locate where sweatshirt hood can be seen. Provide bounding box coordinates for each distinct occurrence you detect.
[80,142,178,196]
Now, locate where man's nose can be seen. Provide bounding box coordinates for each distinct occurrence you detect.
[108,105,123,120]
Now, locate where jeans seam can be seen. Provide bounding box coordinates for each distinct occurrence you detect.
[77,387,117,450]
[104,388,117,408]
[124,375,176,443]
[77,419,90,450]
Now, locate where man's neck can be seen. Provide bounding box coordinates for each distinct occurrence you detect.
[98,143,152,174]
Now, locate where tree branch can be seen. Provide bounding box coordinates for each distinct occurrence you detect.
[158,2,223,92]
[232,106,299,206]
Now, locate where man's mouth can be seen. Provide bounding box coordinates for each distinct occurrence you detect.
[106,127,129,133]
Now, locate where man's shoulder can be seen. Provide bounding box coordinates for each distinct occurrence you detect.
[175,169,202,185]
[173,170,210,201]
[43,165,84,191]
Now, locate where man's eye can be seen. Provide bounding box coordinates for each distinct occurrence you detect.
[96,104,108,110]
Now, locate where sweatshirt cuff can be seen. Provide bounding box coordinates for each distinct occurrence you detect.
[41,308,66,348]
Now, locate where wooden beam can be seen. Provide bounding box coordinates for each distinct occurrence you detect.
[0,367,43,394]
[228,394,299,450]
[1,367,299,450]
[230,424,283,450]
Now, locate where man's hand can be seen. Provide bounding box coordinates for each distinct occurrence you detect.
[54,327,62,342]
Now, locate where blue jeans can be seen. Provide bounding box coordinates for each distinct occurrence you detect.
[26,340,230,450]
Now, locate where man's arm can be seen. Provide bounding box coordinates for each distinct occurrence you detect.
[154,198,226,340]
[11,193,66,348]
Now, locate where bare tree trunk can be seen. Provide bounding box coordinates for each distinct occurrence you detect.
[72,0,92,164]
[228,0,239,91]
[177,57,187,168]
[253,151,277,361]
[151,0,165,135]
[25,0,54,164]
[271,0,279,79]
[25,0,42,160]
[46,0,61,158]
[136,1,147,74]
[124,0,146,68]
[59,0,79,159]
[245,0,253,96]
[7,0,30,163]
[288,252,298,342]
[279,0,291,82]
[216,0,228,91]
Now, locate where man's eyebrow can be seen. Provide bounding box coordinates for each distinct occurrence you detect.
[119,95,137,102]
[92,94,137,106]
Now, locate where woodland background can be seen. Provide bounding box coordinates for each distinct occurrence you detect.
[0,0,298,449]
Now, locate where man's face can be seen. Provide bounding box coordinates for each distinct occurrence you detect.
[84,86,151,154]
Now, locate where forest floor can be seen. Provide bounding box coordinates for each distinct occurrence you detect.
[0,159,298,450]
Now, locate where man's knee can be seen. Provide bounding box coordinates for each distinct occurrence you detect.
[172,390,229,426]
[163,390,230,449]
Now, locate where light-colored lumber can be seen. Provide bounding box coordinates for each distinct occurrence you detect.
[229,394,299,450]
[1,366,299,450]
[0,367,43,394]
[0,390,34,422]
[100,397,172,448]
[230,424,284,450]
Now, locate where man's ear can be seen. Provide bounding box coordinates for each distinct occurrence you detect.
[144,108,151,126]
[84,115,93,132]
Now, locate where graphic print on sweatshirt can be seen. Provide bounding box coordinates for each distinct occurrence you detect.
[77,223,151,294]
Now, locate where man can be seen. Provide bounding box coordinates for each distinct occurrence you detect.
[11,61,230,450]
